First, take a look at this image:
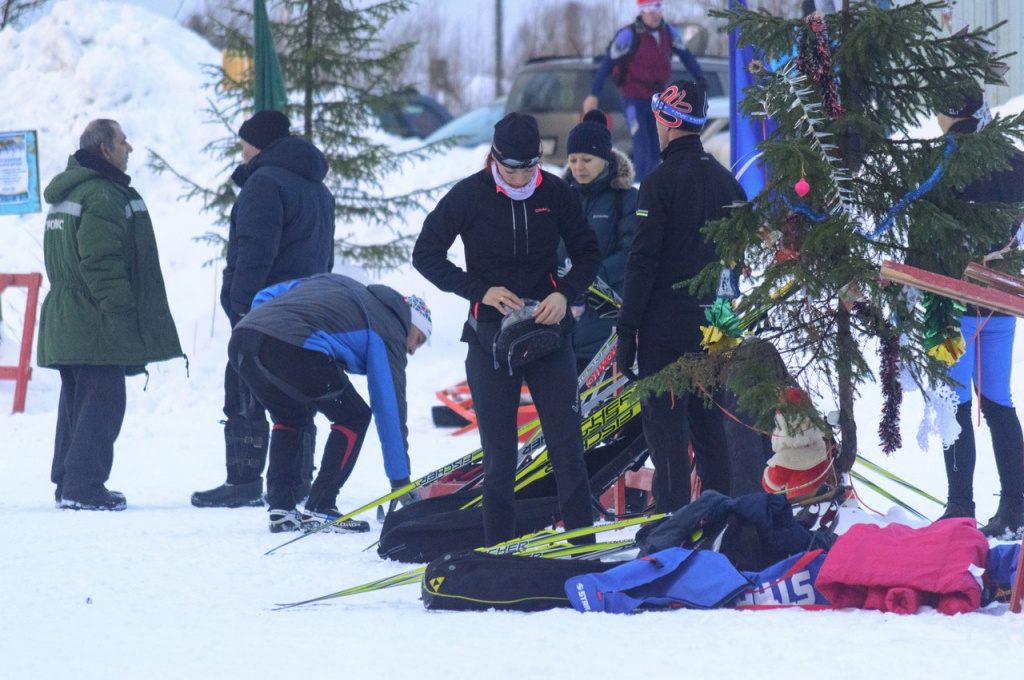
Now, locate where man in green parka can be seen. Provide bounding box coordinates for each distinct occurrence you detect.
[38,119,183,511]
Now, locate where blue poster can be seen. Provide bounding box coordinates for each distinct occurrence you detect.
[0,130,41,215]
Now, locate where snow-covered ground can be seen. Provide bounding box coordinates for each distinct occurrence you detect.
[2,2,1024,679]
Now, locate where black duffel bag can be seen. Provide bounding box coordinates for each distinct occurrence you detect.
[422,550,617,612]
[378,494,563,563]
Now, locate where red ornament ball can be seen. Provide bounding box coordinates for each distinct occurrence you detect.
[795,178,810,197]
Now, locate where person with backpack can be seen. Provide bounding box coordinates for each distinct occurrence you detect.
[582,0,704,183]
[559,110,638,374]
[413,112,601,546]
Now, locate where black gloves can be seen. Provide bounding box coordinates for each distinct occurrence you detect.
[390,478,422,507]
[615,328,639,382]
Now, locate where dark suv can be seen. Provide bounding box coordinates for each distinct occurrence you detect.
[505,55,729,166]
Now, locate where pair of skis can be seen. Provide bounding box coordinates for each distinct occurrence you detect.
[274,512,665,609]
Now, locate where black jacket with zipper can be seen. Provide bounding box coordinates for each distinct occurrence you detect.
[618,135,746,332]
[414,165,600,338]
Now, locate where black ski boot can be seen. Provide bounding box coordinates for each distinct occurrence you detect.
[980,495,1024,539]
[191,419,269,508]
[292,422,317,504]
[979,396,1024,539]
[935,497,975,522]
[60,486,127,511]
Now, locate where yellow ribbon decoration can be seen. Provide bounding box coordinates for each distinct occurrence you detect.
[926,332,966,366]
[701,325,742,353]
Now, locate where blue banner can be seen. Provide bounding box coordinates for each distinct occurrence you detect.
[0,130,41,216]
[728,0,771,198]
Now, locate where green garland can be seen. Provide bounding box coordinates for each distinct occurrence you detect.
[920,292,966,366]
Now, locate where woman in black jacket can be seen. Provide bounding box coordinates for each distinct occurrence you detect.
[560,110,638,374]
[413,113,601,545]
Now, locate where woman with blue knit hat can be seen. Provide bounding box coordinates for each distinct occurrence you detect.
[561,110,638,373]
[414,112,601,545]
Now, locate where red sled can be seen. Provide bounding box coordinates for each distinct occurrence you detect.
[434,380,540,442]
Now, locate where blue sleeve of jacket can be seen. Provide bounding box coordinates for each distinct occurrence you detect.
[228,172,284,316]
[599,187,638,296]
[590,54,614,98]
[590,28,632,97]
[413,182,490,304]
[668,23,703,80]
[365,332,411,481]
[674,48,703,81]
[251,278,304,309]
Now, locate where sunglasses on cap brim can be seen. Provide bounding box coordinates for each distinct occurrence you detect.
[492,147,541,170]
[651,93,707,129]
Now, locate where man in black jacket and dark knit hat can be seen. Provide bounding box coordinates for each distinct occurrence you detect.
[615,79,746,513]
[192,110,336,509]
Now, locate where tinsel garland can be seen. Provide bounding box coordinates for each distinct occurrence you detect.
[920,292,966,366]
[796,12,843,121]
[700,298,742,353]
[853,301,902,454]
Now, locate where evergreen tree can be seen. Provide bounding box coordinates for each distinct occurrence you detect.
[642,0,1024,472]
[153,0,446,270]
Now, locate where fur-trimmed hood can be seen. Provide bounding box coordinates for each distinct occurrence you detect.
[561,148,635,192]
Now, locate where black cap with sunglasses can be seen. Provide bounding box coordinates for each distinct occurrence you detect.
[492,112,542,169]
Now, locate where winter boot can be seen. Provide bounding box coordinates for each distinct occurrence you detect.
[191,418,269,508]
[268,508,303,533]
[265,424,303,512]
[980,396,1024,537]
[980,495,1024,540]
[60,486,127,512]
[292,422,317,504]
[935,497,975,522]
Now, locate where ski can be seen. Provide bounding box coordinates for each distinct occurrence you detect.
[459,384,641,509]
[849,469,928,520]
[274,513,664,608]
[854,455,945,507]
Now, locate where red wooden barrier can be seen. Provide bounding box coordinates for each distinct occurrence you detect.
[0,273,43,414]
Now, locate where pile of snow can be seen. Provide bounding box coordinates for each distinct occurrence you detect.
[1,3,1023,679]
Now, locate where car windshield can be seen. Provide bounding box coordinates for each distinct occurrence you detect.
[424,100,506,146]
[507,71,580,114]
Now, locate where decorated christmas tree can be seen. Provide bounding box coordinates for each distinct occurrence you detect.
[645,0,1024,474]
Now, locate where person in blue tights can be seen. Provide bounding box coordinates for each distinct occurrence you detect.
[934,81,1024,540]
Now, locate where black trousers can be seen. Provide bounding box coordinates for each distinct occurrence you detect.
[51,365,127,497]
[466,334,593,545]
[229,329,371,510]
[638,304,729,513]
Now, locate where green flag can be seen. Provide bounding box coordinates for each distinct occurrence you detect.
[253,0,287,112]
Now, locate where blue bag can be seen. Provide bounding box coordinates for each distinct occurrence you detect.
[564,547,751,614]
